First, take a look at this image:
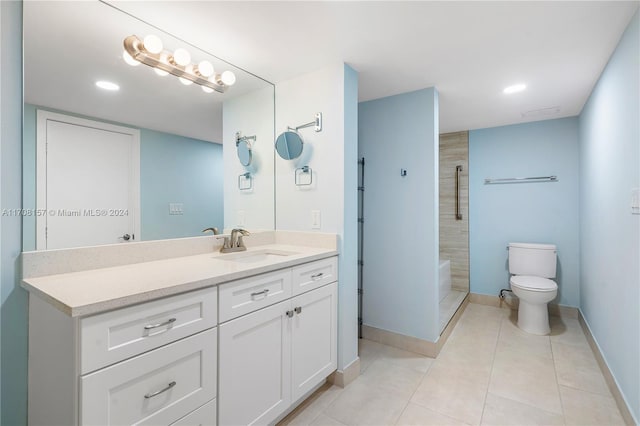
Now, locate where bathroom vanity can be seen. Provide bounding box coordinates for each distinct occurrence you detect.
[22,233,338,426]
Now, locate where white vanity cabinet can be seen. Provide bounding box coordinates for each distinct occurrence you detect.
[27,253,338,426]
[28,287,219,426]
[219,257,338,426]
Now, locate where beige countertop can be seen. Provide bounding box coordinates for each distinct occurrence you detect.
[22,244,338,317]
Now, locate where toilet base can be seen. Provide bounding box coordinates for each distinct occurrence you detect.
[517,299,550,335]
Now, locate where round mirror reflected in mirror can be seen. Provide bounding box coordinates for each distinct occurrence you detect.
[237,140,252,166]
[275,131,304,160]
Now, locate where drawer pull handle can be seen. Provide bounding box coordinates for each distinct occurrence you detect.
[294,306,302,314]
[251,289,270,298]
[144,318,177,330]
[144,381,176,399]
[286,310,294,318]
[311,273,324,280]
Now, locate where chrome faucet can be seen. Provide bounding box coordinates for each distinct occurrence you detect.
[230,228,250,249]
[202,227,220,235]
[216,228,250,253]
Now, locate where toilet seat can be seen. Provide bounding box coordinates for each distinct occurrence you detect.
[510,275,557,292]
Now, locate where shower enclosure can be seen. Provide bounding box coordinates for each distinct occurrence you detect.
[439,131,470,332]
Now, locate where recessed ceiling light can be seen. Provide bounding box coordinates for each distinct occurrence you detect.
[503,83,527,94]
[95,80,120,91]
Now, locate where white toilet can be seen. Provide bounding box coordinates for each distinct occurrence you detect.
[508,242,558,335]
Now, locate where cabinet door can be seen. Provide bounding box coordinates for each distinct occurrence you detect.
[291,282,338,401]
[219,300,292,426]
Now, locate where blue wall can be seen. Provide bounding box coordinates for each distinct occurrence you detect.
[578,10,639,422]
[359,88,440,342]
[22,104,224,249]
[1,1,27,424]
[140,129,223,240]
[338,64,359,370]
[469,118,580,307]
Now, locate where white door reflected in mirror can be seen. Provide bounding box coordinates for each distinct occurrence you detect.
[37,111,140,250]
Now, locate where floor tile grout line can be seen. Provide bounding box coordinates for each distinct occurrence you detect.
[478,312,506,425]
[556,381,616,399]
[487,391,570,420]
[321,408,346,426]
[392,399,412,425]
[550,329,569,422]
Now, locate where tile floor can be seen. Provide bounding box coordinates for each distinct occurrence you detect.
[279,303,626,426]
[439,290,467,332]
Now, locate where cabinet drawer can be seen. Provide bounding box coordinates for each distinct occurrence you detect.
[80,287,217,374]
[80,327,217,426]
[219,269,292,323]
[292,257,338,296]
[171,398,216,426]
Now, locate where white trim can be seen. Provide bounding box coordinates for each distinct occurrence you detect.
[35,110,141,250]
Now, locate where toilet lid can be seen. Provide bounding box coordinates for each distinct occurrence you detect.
[511,275,557,291]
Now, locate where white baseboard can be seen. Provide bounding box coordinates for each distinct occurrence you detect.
[469,293,579,319]
[327,357,360,388]
[362,294,469,358]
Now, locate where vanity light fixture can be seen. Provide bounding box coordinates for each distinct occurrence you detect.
[122,34,236,94]
[503,83,527,94]
[95,80,120,91]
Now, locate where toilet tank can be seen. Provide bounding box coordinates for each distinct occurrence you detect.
[508,242,557,278]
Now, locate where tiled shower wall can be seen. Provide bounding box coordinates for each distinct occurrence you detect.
[439,131,469,292]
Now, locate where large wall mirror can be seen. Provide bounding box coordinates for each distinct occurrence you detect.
[23,1,275,251]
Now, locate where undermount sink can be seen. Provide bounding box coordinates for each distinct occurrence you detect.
[216,249,298,264]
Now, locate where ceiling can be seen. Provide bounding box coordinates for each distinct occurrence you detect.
[108,0,638,133]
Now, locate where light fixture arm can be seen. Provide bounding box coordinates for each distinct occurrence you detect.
[123,35,227,93]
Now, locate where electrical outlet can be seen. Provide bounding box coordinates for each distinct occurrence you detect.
[311,210,321,229]
[169,203,183,215]
[238,210,246,226]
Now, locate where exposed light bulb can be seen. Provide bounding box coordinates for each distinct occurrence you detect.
[503,83,527,94]
[95,80,120,91]
[221,70,236,86]
[197,60,214,78]
[179,77,193,86]
[143,34,163,54]
[201,86,214,93]
[155,68,169,77]
[122,50,140,66]
[172,48,191,66]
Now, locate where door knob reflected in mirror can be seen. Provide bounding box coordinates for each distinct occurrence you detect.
[120,233,131,241]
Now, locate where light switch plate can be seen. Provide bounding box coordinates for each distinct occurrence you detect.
[169,203,184,215]
[632,188,639,215]
[311,210,321,229]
